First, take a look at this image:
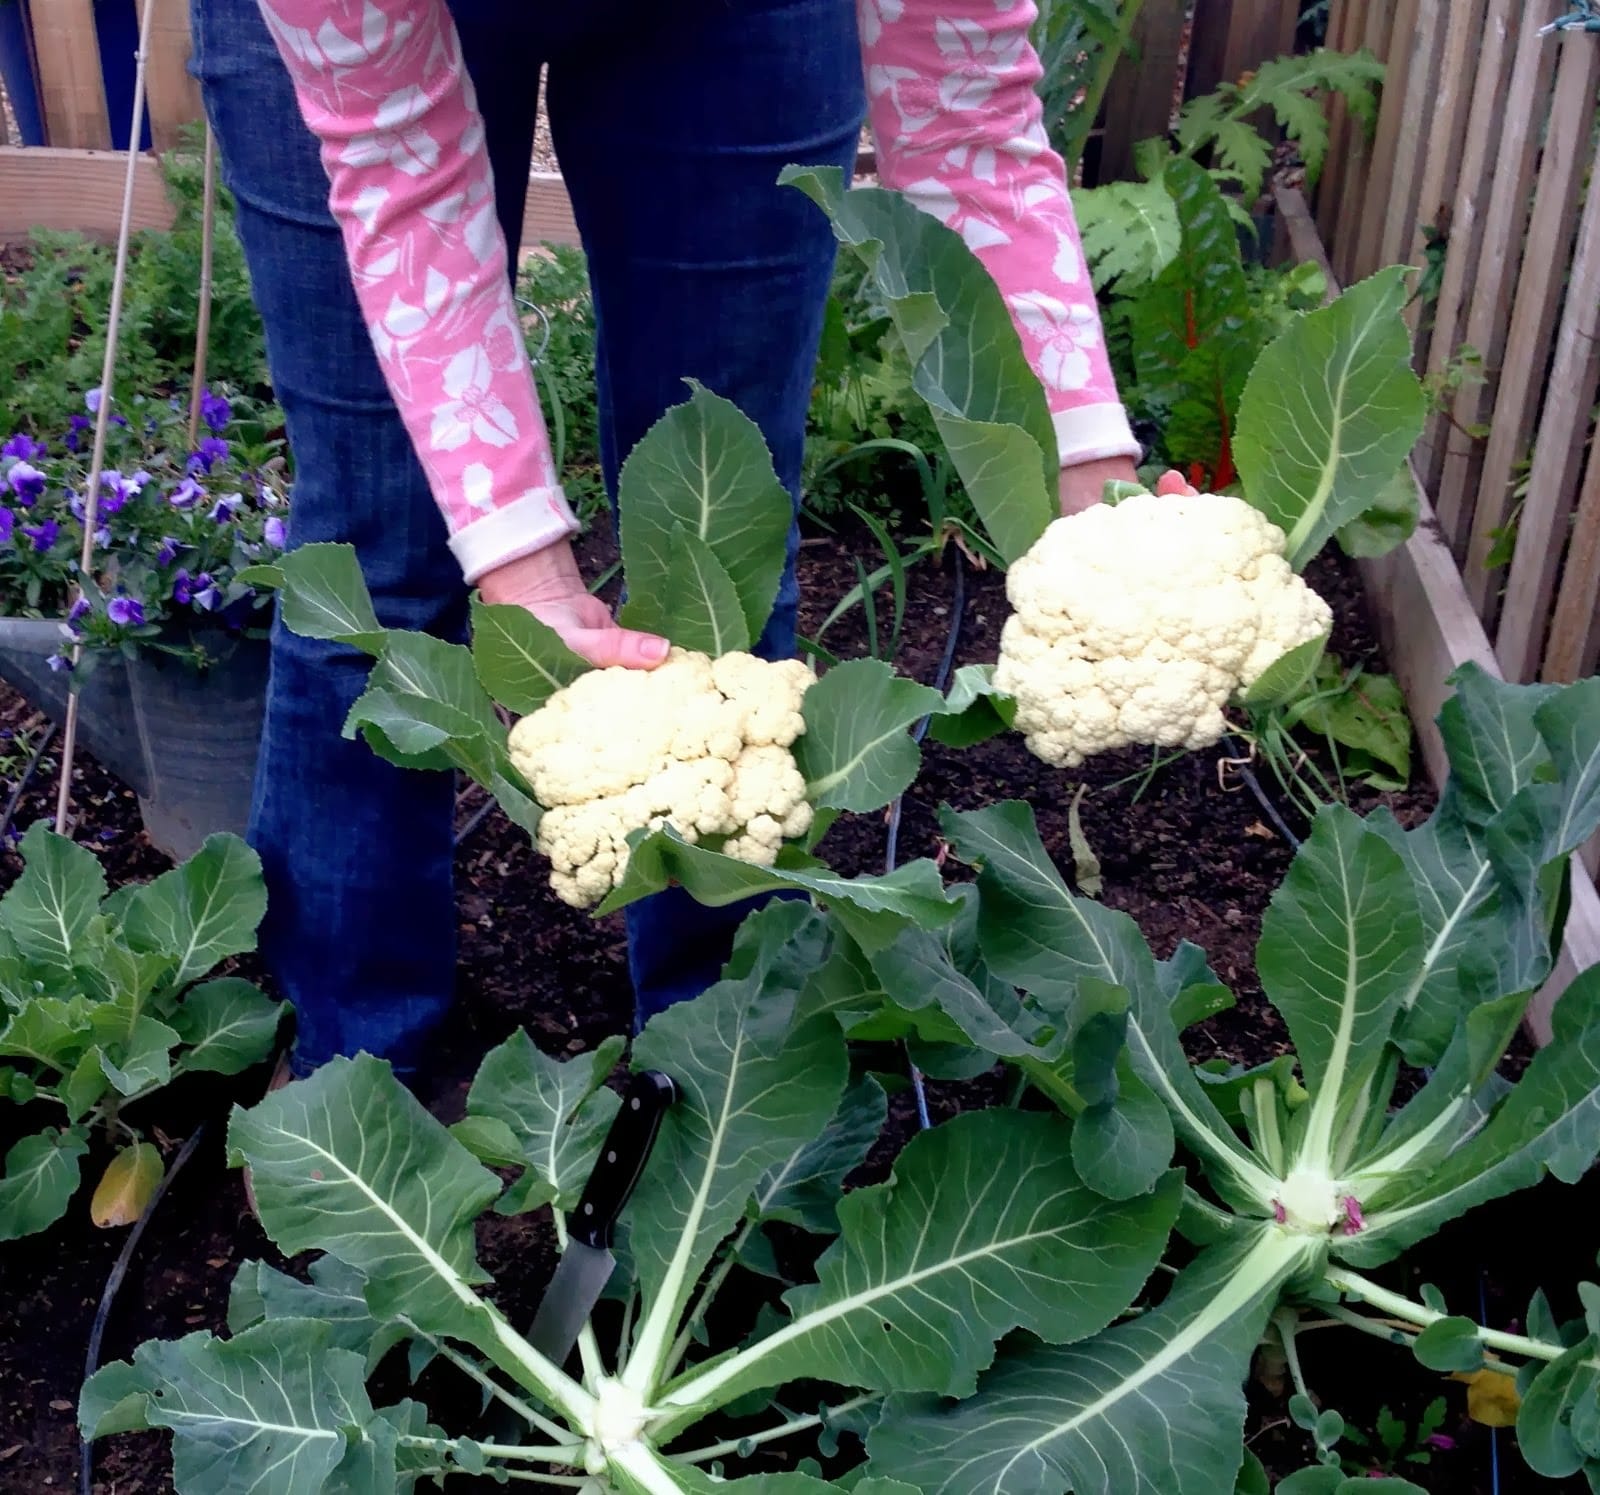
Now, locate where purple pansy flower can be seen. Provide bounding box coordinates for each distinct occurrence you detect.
[187,437,230,475]
[0,508,12,545]
[156,535,183,567]
[172,568,220,609]
[107,596,145,628]
[46,653,73,674]
[85,388,104,415]
[1,434,46,462]
[212,493,244,524]
[199,389,231,433]
[263,515,288,550]
[68,596,91,626]
[7,461,46,505]
[96,469,144,515]
[168,477,205,510]
[64,414,92,453]
[23,519,58,552]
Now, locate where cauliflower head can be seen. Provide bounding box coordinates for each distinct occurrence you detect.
[507,649,815,908]
[994,491,1332,768]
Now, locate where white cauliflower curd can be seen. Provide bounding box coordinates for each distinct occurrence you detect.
[994,491,1332,767]
[506,649,815,908]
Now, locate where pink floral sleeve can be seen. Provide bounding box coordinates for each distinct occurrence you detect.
[253,0,1139,587]
[254,0,577,582]
[861,0,1141,467]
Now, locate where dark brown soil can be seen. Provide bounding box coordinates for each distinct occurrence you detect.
[0,530,1578,1493]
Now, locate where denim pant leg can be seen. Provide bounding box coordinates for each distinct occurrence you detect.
[547,0,865,1027]
[190,0,539,1074]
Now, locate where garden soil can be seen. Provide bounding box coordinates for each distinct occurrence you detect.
[0,531,1582,1493]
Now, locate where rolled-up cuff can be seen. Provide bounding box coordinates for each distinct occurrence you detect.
[448,487,582,584]
[1052,402,1143,467]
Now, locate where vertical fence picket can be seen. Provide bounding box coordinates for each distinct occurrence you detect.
[1332,0,1397,283]
[1097,0,1189,184]
[1463,31,1600,620]
[30,0,112,149]
[1432,4,1563,556]
[1404,0,1488,362]
[1496,161,1600,684]
[1376,0,1444,277]
[1412,0,1528,497]
[1543,433,1600,686]
[1348,0,1418,281]
[1315,0,1363,237]
[134,0,203,152]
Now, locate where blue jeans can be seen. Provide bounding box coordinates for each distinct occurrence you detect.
[191,0,863,1073]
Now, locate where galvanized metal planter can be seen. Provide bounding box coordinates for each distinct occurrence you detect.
[0,618,267,861]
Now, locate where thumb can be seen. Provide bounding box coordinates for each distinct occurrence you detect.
[567,625,670,671]
[1155,469,1199,497]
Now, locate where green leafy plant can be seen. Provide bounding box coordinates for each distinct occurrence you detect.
[83,171,1600,1493]
[0,826,284,1239]
[1073,48,1383,294]
[1338,1397,1450,1476]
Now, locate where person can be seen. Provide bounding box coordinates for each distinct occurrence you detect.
[190,0,1165,1086]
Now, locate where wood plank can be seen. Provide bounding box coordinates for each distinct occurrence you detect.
[1433,7,1563,556]
[1348,0,1419,280]
[1332,0,1398,284]
[1410,0,1532,496]
[0,146,173,238]
[1464,32,1600,621]
[1376,0,1444,278]
[135,0,204,153]
[1542,423,1600,683]
[1277,181,1599,1045]
[1404,0,1488,362]
[31,0,111,149]
[519,171,579,248]
[1183,0,1298,102]
[1497,158,1600,683]
[1098,0,1187,184]
[1316,0,1365,235]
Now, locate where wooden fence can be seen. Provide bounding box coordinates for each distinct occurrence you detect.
[1303,0,1600,1035]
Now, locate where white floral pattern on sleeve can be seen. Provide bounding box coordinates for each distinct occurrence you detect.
[255,0,576,582]
[863,0,1140,466]
[254,0,1138,588]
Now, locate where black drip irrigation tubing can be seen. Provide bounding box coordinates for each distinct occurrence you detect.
[886,552,969,1132]
[0,719,60,845]
[1221,732,1303,851]
[79,1122,208,1495]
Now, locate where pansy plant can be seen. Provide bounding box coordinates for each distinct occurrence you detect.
[0,387,289,670]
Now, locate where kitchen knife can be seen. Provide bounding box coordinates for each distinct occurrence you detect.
[526,1069,676,1366]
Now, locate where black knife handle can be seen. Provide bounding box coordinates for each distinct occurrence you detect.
[570,1070,676,1250]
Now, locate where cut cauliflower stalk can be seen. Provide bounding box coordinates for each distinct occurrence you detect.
[507,649,815,909]
[994,492,1332,768]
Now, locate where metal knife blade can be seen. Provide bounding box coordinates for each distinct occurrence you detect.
[526,1069,675,1365]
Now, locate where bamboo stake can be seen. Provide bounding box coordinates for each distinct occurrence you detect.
[186,125,218,451]
[53,0,161,836]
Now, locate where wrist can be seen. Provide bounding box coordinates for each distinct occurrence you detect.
[1058,456,1140,517]
[478,540,584,606]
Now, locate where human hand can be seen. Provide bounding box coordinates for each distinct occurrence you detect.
[1058,457,1198,516]
[478,542,669,670]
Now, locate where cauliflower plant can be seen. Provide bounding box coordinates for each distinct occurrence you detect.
[994,491,1332,767]
[507,649,815,908]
